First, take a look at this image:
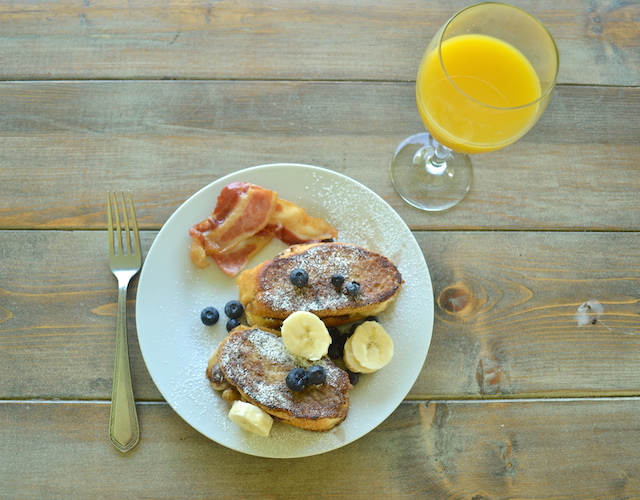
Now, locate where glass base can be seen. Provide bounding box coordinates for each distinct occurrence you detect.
[390,132,472,211]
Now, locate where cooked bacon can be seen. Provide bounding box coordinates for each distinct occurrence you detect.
[189,182,338,276]
[189,240,209,269]
[266,199,338,245]
[189,182,277,255]
[211,232,273,277]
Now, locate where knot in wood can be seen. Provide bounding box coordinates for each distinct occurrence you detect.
[476,356,504,395]
[0,305,13,324]
[438,282,474,316]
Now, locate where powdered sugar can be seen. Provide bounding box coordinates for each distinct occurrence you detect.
[218,328,349,418]
[254,243,398,316]
[136,163,433,458]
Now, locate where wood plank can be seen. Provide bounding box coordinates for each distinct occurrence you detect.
[0,0,637,86]
[415,230,640,399]
[2,230,639,401]
[1,399,640,498]
[0,82,638,231]
[0,231,162,401]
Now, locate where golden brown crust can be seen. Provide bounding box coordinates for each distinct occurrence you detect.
[217,326,352,432]
[236,242,403,329]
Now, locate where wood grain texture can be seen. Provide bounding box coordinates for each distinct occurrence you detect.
[1,399,639,499]
[416,230,640,399]
[1,0,638,497]
[0,0,637,85]
[2,230,638,401]
[0,82,638,231]
[0,230,161,401]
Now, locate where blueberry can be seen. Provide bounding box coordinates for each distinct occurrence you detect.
[348,322,361,337]
[226,318,241,332]
[328,326,342,341]
[331,274,345,288]
[328,334,347,359]
[286,367,309,392]
[290,268,309,287]
[200,307,220,326]
[328,341,344,360]
[364,316,380,323]
[224,300,244,319]
[307,365,327,385]
[346,281,361,297]
[347,370,360,386]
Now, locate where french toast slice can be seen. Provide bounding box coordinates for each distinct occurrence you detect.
[217,326,352,432]
[236,242,403,329]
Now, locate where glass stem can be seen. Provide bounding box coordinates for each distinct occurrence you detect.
[433,142,449,163]
[425,142,451,175]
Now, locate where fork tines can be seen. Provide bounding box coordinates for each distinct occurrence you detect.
[107,191,141,257]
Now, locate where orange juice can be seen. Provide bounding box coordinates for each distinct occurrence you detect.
[417,34,542,154]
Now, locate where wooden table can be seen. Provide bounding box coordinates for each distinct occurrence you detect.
[1,0,639,497]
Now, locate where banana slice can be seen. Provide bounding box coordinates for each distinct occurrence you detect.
[280,311,331,361]
[221,387,242,403]
[228,400,274,437]
[206,347,231,391]
[343,337,376,374]
[206,347,219,371]
[345,321,394,372]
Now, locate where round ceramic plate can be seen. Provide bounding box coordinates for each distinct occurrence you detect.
[136,163,433,458]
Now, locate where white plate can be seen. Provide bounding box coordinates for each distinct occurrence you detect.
[136,163,433,458]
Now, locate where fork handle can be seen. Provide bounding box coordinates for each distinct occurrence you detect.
[109,282,140,452]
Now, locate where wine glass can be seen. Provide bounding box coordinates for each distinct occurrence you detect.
[390,3,559,211]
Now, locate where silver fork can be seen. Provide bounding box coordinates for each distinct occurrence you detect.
[107,191,142,453]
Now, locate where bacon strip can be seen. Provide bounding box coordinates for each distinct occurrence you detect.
[189,182,277,255]
[189,182,338,276]
[267,198,338,245]
[211,232,274,277]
